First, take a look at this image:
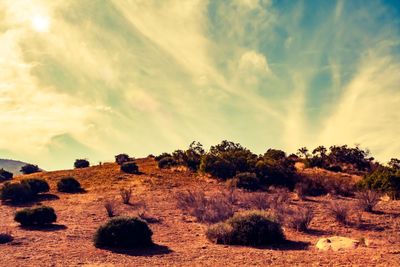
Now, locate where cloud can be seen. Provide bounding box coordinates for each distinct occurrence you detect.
[238,50,271,74]
[1,0,400,170]
[318,47,400,162]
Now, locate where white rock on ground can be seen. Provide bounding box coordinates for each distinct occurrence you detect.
[316,236,360,251]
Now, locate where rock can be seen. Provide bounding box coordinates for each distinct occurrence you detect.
[316,236,359,251]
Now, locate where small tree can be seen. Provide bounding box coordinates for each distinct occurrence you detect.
[227,172,260,191]
[20,164,40,175]
[115,154,132,165]
[74,159,89,168]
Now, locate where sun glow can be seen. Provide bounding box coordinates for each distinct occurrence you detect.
[31,15,50,32]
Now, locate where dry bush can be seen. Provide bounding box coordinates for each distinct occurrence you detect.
[104,200,116,217]
[136,201,147,219]
[269,187,290,209]
[328,200,355,225]
[356,190,381,212]
[241,192,270,210]
[220,187,242,206]
[175,189,235,224]
[120,187,132,204]
[284,206,313,232]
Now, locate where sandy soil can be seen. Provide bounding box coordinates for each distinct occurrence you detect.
[1,158,400,266]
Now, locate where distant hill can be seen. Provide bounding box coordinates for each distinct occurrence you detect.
[0,159,31,175]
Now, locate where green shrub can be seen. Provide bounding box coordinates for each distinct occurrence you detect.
[206,210,284,245]
[74,159,89,168]
[357,166,400,199]
[254,158,297,190]
[14,206,56,226]
[227,172,260,191]
[205,222,234,244]
[93,216,153,248]
[57,177,82,193]
[20,164,40,175]
[21,179,49,195]
[0,182,34,204]
[0,169,13,180]
[120,162,139,174]
[157,157,177,169]
[200,155,236,180]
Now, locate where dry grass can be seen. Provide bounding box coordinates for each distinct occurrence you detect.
[1,158,400,266]
[175,189,235,224]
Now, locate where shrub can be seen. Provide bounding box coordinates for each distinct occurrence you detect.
[115,154,132,165]
[0,169,13,180]
[20,164,40,175]
[296,173,355,197]
[155,153,172,162]
[206,210,284,245]
[120,187,132,204]
[357,166,400,199]
[227,172,260,191]
[284,207,313,232]
[14,206,57,226]
[205,222,234,244]
[0,182,34,204]
[172,141,204,171]
[176,190,235,224]
[327,166,343,173]
[57,177,82,193]
[254,157,297,190]
[158,157,177,169]
[0,230,13,244]
[356,190,381,212]
[93,216,153,248]
[104,200,116,217]
[120,162,139,174]
[241,192,270,210]
[21,179,49,195]
[74,159,89,168]
[327,200,352,225]
[199,155,236,180]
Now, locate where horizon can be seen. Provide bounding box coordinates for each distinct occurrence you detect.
[1,0,400,171]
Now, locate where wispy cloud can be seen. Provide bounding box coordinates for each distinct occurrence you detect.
[0,0,399,169]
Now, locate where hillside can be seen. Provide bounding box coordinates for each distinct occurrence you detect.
[0,158,400,266]
[0,159,30,175]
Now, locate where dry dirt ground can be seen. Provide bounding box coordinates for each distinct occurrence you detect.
[1,158,400,266]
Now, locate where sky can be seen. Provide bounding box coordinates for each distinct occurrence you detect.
[1,0,400,171]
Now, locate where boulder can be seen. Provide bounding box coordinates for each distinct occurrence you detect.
[316,236,359,251]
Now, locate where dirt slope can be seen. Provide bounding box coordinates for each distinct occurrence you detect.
[1,158,400,266]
